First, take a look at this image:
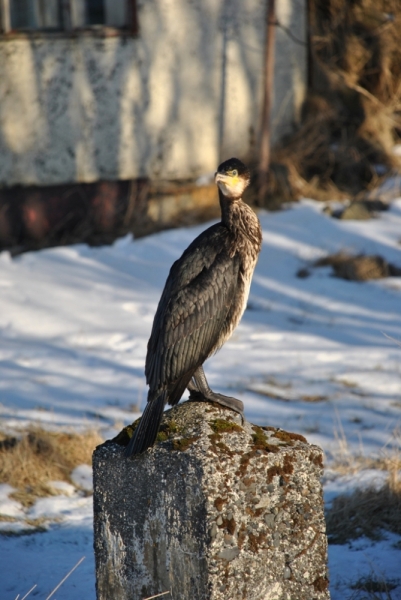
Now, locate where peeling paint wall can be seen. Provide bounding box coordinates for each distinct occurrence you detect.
[0,0,307,187]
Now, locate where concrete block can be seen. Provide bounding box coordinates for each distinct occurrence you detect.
[93,401,330,600]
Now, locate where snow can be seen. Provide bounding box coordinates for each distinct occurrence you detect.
[71,465,94,493]
[329,533,401,600]
[0,485,25,518]
[323,469,394,504]
[1,198,401,599]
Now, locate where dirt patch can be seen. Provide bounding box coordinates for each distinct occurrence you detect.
[315,252,401,280]
[330,199,390,220]
[301,394,328,403]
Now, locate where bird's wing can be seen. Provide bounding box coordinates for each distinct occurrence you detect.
[145,223,240,393]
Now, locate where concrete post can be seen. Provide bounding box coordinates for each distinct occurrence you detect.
[93,402,330,600]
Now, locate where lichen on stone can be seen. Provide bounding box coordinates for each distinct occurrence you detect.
[214,497,227,511]
[208,433,234,456]
[313,575,329,592]
[248,530,268,553]
[266,456,294,484]
[309,451,324,468]
[218,517,236,535]
[250,426,281,453]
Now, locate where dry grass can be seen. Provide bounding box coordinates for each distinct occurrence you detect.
[349,574,398,599]
[326,478,401,544]
[0,428,103,507]
[264,0,401,206]
[326,426,401,544]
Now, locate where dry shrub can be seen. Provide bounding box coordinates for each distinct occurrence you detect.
[326,431,401,544]
[267,0,401,205]
[326,480,401,544]
[0,428,103,507]
[350,575,398,599]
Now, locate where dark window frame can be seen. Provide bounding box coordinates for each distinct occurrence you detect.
[0,0,138,36]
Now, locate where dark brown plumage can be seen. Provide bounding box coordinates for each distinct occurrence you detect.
[125,158,262,456]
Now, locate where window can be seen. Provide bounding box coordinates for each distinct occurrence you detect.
[0,0,138,34]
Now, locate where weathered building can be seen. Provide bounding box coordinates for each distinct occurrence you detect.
[0,0,307,246]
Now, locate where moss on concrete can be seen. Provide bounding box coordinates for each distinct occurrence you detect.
[209,418,243,434]
[171,436,199,451]
[273,429,307,445]
[156,419,179,442]
[112,419,140,446]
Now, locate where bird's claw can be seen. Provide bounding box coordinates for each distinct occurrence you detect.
[188,389,245,424]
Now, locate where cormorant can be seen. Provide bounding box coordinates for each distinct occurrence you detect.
[125,158,262,456]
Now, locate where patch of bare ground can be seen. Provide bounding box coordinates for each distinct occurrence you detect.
[315,252,401,281]
[0,428,103,507]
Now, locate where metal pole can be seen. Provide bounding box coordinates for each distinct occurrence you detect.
[258,0,276,205]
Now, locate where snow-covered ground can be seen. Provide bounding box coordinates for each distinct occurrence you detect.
[1,198,401,599]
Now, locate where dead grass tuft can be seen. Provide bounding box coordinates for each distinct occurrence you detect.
[326,478,401,544]
[326,425,401,544]
[349,574,398,599]
[0,427,103,507]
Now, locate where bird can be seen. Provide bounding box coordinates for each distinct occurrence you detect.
[125,157,262,456]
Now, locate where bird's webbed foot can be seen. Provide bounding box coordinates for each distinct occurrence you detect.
[188,367,244,422]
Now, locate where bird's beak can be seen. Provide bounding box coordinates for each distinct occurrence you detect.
[215,172,228,185]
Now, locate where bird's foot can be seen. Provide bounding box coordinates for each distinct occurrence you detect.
[188,389,244,422]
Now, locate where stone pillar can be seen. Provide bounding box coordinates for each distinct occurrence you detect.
[93,402,330,600]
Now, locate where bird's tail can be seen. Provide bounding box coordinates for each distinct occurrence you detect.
[124,391,166,457]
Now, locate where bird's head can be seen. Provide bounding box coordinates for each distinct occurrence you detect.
[215,158,250,199]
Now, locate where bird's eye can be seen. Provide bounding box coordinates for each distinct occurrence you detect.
[231,169,238,177]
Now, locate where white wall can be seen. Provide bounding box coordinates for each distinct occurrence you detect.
[0,0,307,187]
